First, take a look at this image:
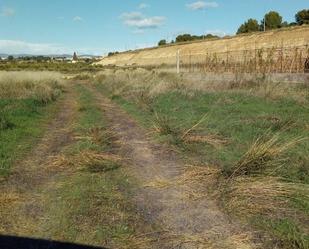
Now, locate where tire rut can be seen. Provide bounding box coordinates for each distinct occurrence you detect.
[91,86,258,249]
[0,87,77,236]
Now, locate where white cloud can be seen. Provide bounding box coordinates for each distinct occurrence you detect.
[138,3,149,9]
[186,1,218,10]
[1,7,15,16]
[73,16,83,22]
[120,11,166,29]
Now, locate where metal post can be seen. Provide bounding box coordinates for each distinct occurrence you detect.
[176,50,180,74]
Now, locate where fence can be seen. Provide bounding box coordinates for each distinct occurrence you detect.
[176,45,309,74]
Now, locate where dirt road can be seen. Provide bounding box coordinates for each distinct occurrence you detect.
[0,82,258,249]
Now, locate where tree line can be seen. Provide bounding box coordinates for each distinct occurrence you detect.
[237,9,309,34]
[156,9,308,46]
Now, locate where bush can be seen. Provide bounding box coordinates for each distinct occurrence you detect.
[0,110,14,130]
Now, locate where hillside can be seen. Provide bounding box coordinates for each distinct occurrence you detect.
[97,26,309,69]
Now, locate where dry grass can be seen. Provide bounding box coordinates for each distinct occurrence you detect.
[145,165,220,191]
[224,176,309,218]
[184,134,229,147]
[49,150,122,173]
[0,192,21,208]
[75,127,117,147]
[95,68,309,104]
[229,132,305,178]
[0,71,65,103]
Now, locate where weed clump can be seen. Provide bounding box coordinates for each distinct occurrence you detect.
[0,110,14,130]
[153,112,180,136]
[227,132,304,178]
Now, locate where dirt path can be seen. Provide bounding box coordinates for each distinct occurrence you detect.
[91,87,258,249]
[0,86,76,237]
[1,82,258,249]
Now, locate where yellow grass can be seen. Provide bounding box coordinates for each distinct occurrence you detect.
[230,132,305,178]
[0,71,65,102]
[225,176,309,218]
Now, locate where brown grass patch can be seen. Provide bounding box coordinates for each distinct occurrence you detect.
[75,127,117,147]
[48,150,122,173]
[224,177,308,218]
[229,132,305,178]
[184,134,229,147]
[0,192,21,208]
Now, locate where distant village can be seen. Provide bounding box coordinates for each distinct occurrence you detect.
[0,52,102,63]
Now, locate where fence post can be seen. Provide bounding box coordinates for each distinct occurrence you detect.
[176,50,180,74]
[226,47,229,72]
[280,39,284,73]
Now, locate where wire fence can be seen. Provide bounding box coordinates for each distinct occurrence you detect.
[178,45,309,74]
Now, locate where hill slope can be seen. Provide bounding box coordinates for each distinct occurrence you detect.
[97,26,309,68]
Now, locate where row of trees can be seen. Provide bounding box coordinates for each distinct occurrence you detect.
[237,9,309,34]
[156,9,308,47]
[158,33,219,46]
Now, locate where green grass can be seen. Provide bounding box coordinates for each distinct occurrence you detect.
[0,98,62,177]
[257,218,309,249]
[95,78,309,249]
[97,89,309,182]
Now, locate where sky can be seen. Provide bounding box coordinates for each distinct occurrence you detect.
[0,0,308,55]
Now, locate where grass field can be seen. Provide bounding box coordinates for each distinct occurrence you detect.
[0,67,308,248]
[0,71,64,177]
[94,68,309,249]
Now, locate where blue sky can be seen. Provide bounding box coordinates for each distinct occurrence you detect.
[0,0,308,55]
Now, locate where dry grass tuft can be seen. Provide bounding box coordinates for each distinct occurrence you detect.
[49,150,122,173]
[0,192,21,208]
[229,132,305,178]
[153,111,180,136]
[145,165,220,191]
[177,165,221,185]
[75,127,117,147]
[144,177,172,189]
[184,134,229,147]
[224,176,308,217]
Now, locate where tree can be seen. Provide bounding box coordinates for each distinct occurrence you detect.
[176,34,193,43]
[7,55,14,61]
[237,19,260,34]
[262,11,283,30]
[158,39,167,46]
[295,9,309,25]
[204,34,219,39]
